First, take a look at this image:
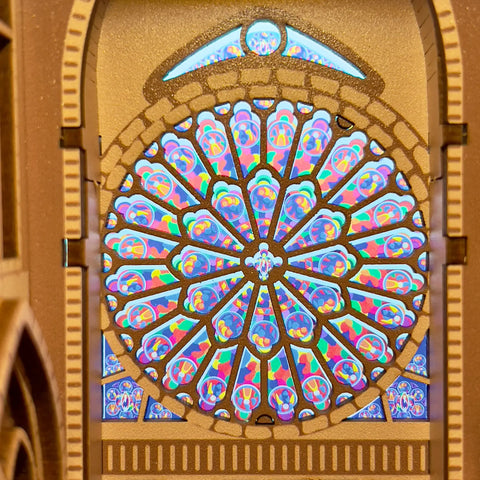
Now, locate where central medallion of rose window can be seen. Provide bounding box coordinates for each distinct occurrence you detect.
[102,99,428,425]
[245,243,282,281]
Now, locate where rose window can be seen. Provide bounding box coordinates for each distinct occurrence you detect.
[102,99,428,425]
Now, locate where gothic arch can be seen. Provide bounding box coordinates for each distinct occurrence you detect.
[0,301,64,480]
[60,1,465,478]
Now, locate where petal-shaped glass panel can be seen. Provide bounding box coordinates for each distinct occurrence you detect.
[184,272,244,314]
[114,289,181,330]
[197,346,237,411]
[288,245,356,278]
[136,315,199,364]
[115,194,181,236]
[291,345,332,411]
[328,158,395,208]
[231,348,261,422]
[135,159,199,209]
[211,282,253,342]
[229,102,261,177]
[317,131,367,197]
[248,286,280,354]
[348,287,416,329]
[172,246,240,278]
[273,181,317,242]
[268,348,298,421]
[247,170,280,238]
[106,265,178,296]
[196,111,238,178]
[105,228,179,260]
[161,133,211,197]
[274,281,317,342]
[266,101,298,176]
[212,182,254,242]
[284,271,345,314]
[350,264,425,295]
[329,314,394,363]
[348,193,415,235]
[284,209,345,252]
[162,327,211,390]
[184,209,244,252]
[317,327,367,391]
[349,227,425,259]
[290,110,332,178]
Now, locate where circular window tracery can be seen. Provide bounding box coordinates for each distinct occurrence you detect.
[102,98,428,427]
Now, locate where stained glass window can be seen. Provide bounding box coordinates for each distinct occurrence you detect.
[162,21,365,82]
[101,98,428,424]
[163,27,245,81]
[282,25,366,79]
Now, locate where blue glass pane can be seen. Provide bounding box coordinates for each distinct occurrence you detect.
[102,334,124,378]
[163,27,244,81]
[245,21,281,56]
[144,396,184,421]
[103,377,143,420]
[386,376,428,420]
[283,26,366,79]
[405,333,429,377]
[347,397,385,420]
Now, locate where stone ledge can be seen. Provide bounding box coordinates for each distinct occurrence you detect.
[281,87,308,102]
[394,121,419,150]
[164,104,191,125]
[207,71,238,90]
[174,82,203,103]
[145,97,173,122]
[100,144,122,175]
[249,85,278,98]
[119,118,145,147]
[340,85,370,108]
[217,87,246,103]
[141,120,165,145]
[367,101,396,126]
[310,75,339,95]
[120,139,144,166]
[240,68,271,84]
[277,68,305,86]
[189,94,216,112]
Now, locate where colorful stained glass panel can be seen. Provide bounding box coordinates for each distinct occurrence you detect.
[102,97,429,426]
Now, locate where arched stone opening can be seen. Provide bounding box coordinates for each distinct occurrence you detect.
[60,1,465,478]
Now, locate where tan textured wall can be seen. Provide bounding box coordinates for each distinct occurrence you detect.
[451,2,480,479]
[13,0,75,407]
[96,0,428,150]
